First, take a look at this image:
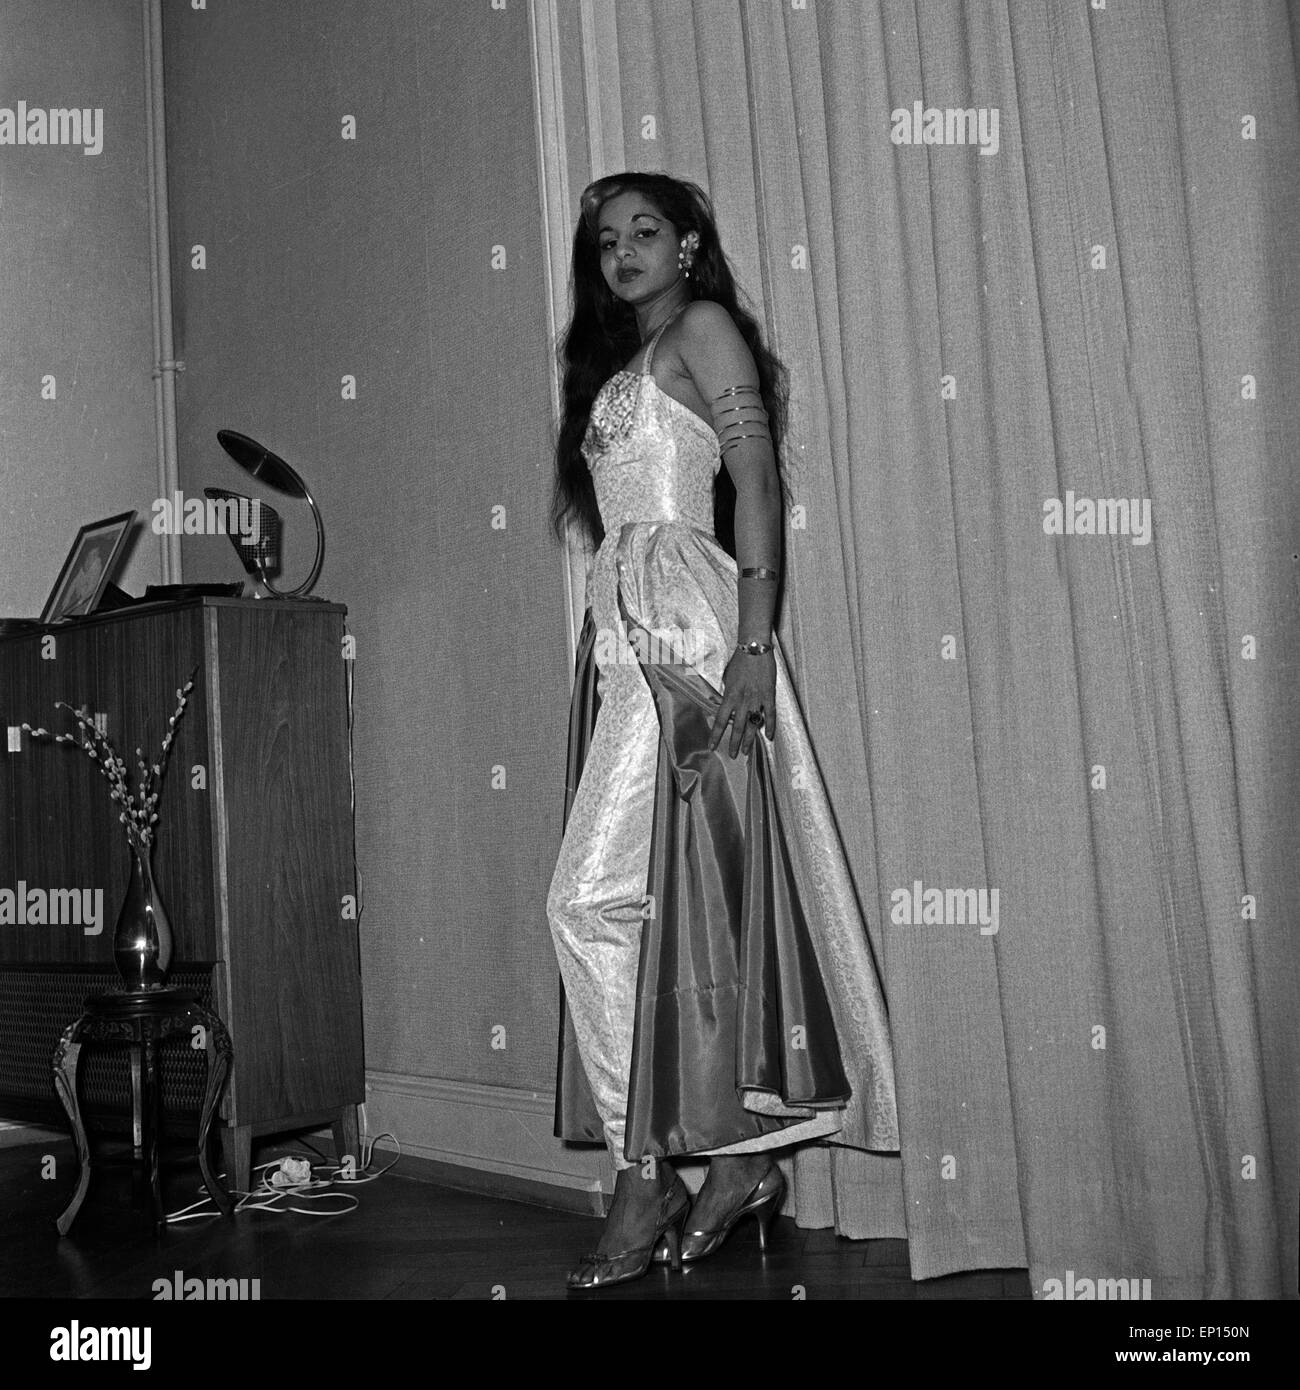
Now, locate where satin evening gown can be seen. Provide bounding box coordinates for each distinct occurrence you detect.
[547,314,898,1171]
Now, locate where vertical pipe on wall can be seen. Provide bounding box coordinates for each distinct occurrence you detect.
[143,0,182,583]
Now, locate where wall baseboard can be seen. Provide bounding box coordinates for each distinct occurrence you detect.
[357,1069,611,1215]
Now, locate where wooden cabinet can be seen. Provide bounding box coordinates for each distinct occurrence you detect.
[0,598,364,1193]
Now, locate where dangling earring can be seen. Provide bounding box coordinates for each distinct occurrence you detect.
[678,232,699,279]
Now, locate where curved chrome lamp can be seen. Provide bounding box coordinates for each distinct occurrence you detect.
[213,430,325,599]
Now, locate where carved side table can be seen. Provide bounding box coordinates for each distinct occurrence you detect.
[52,988,234,1235]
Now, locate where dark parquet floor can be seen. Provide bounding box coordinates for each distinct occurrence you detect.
[0,1125,1031,1301]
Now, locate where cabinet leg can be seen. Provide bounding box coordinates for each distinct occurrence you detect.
[195,1007,234,1217]
[53,1026,90,1237]
[220,1124,253,1197]
[332,1105,360,1173]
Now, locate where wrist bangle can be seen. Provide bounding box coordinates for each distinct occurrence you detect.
[741,567,779,581]
[736,640,773,656]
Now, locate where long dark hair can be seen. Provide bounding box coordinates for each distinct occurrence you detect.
[550,172,790,557]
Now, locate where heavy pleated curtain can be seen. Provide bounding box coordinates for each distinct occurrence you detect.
[541,0,1299,1298]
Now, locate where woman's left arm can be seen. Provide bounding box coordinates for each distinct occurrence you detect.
[677,301,782,759]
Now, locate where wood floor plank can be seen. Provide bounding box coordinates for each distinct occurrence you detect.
[0,1134,1031,1301]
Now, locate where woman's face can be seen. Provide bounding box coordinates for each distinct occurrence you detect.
[594,191,683,305]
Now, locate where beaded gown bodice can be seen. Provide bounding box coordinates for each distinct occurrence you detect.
[580,317,724,659]
[582,332,721,544]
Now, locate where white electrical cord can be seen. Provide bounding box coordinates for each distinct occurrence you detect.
[164,1132,400,1223]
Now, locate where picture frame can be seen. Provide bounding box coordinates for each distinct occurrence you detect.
[40,510,137,624]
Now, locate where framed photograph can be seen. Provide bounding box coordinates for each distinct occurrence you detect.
[40,510,137,624]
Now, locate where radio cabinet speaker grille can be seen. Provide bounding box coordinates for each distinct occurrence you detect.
[0,967,216,1128]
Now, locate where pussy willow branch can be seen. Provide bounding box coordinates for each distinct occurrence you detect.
[22,666,199,847]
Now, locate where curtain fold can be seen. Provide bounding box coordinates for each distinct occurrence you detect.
[545,0,1298,1298]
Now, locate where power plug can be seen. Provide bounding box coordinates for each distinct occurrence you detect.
[269,1156,312,1187]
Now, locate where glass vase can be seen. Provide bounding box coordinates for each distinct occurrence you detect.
[113,828,173,991]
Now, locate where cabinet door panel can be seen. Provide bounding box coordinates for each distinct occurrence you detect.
[215,604,363,1123]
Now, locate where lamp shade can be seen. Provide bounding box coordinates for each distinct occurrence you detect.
[217,429,308,500]
[213,430,325,599]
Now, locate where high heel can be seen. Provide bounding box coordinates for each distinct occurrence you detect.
[565,1177,690,1290]
[679,1164,786,1264]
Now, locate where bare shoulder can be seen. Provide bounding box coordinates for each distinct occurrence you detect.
[677,298,743,348]
[672,299,757,399]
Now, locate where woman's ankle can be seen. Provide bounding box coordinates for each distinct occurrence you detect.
[708,1153,772,1174]
[615,1160,674,1188]
[608,1164,677,1213]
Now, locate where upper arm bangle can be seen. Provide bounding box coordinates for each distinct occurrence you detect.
[709,384,771,457]
[741,567,779,581]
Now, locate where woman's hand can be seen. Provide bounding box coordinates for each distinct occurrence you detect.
[709,648,777,758]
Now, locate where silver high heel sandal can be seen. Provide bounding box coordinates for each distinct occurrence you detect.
[677,1164,786,1264]
[565,1174,691,1290]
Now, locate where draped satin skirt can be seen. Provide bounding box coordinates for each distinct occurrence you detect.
[547,521,898,1170]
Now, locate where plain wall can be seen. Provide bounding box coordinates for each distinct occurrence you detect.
[161,0,585,1182]
[0,0,161,616]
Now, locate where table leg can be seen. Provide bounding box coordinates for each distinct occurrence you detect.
[130,1047,143,1159]
[52,1022,91,1237]
[143,1035,165,1236]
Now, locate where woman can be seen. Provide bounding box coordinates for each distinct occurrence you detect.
[548,173,896,1290]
